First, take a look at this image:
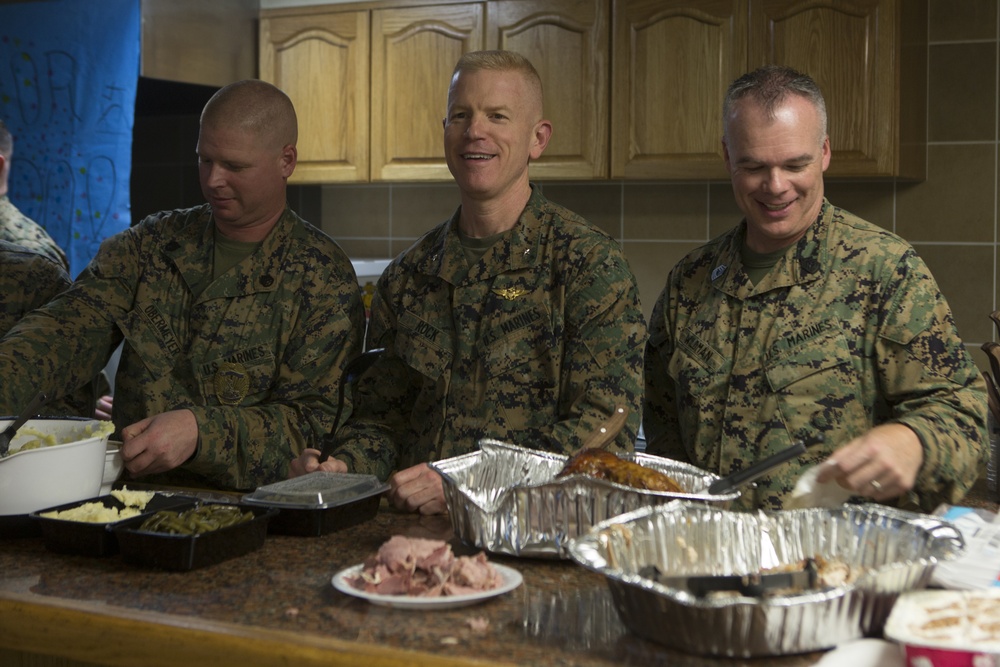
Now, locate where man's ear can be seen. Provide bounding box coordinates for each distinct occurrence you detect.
[529,119,553,160]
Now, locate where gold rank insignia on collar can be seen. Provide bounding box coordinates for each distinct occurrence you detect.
[492,286,528,300]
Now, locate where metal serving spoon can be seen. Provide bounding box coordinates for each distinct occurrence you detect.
[318,348,385,463]
[707,435,823,496]
[0,392,48,458]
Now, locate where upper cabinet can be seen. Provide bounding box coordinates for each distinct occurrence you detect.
[260,9,370,183]
[371,4,484,181]
[612,0,926,180]
[142,0,259,87]
[260,0,926,183]
[486,0,609,179]
[611,0,746,180]
[749,0,926,180]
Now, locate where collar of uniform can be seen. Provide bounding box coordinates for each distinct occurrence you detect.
[165,204,292,299]
[713,200,831,297]
[162,205,215,294]
[459,185,544,282]
[414,185,544,283]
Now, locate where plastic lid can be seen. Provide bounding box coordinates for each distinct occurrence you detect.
[241,471,389,509]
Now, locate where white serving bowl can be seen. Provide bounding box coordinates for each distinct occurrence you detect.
[0,418,114,515]
[101,440,124,494]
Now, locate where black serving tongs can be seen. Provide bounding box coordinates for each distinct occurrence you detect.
[639,558,820,598]
[318,348,385,463]
[706,435,823,496]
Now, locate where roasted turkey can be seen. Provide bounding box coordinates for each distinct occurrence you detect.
[556,448,683,493]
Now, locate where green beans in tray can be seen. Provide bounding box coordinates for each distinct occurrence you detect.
[114,502,277,571]
[138,504,253,535]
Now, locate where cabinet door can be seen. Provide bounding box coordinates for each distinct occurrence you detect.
[371,4,485,182]
[612,0,747,179]
[750,0,926,179]
[486,0,609,179]
[260,10,370,183]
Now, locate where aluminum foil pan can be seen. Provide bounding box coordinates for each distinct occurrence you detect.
[430,439,739,559]
[566,501,964,657]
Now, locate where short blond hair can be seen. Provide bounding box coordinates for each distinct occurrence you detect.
[449,50,544,114]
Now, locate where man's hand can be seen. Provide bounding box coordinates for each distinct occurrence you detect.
[289,448,348,477]
[388,463,447,515]
[815,423,923,501]
[94,394,113,421]
[120,409,199,477]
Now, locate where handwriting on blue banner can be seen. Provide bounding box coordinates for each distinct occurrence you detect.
[0,0,139,277]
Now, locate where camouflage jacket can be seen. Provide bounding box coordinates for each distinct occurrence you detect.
[332,187,647,480]
[0,205,365,490]
[643,200,987,512]
[0,240,96,417]
[0,195,69,271]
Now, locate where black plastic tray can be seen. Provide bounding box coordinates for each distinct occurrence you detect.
[113,503,277,571]
[266,491,382,536]
[30,493,197,557]
[0,513,41,539]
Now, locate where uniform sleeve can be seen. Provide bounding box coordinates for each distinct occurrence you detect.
[0,234,132,416]
[641,279,690,461]
[876,250,988,511]
[184,271,367,488]
[545,246,647,454]
[327,273,414,481]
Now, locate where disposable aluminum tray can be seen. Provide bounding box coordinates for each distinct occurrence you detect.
[566,502,964,657]
[430,439,739,559]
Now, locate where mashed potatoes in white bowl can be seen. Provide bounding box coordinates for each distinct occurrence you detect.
[0,418,115,515]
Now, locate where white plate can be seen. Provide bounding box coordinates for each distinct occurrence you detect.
[331,562,522,610]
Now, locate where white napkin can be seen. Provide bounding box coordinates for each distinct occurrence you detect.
[786,461,853,509]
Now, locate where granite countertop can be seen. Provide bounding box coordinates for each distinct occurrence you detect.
[0,497,837,667]
[2,477,996,667]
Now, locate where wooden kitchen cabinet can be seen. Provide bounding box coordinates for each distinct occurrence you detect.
[142,0,259,88]
[371,3,485,181]
[611,0,746,179]
[486,0,609,179]
[750,0,926,180]
[611,0,926,180]
[260,10,370,183]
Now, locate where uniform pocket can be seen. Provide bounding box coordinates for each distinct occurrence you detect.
[397,311,452,380]
[116,305,180,382]
[764,328,867,436]
[198,346,277,406]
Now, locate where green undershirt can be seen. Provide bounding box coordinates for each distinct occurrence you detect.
[213,228,261,281]
[741,243,789,286]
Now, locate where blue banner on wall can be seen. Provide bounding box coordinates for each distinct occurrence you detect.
[0,0,139,277]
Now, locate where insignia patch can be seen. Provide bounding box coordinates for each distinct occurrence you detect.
[711,264,727,281]
[215,361,249,405]
[492,287,528,300]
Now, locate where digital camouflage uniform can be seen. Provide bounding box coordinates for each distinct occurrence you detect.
[0,240,95,417]
[331,186,647,480]
[644,200,987,512]
[0,204,365,491]
[0,195,69,271]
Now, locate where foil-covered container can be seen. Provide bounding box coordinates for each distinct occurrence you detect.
[430,439,738,559]
[566,501,964,657]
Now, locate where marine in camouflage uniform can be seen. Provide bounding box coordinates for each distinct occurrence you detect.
[0,240,96,417]
[644,200,987,511]
[0,196,69,271]
[0,203,365,490]
[0,117,70,272]
[330,186,647,480]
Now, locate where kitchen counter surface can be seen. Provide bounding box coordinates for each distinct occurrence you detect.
[1,479,996,667]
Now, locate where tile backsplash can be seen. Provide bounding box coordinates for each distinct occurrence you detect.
[131,0,999,373]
